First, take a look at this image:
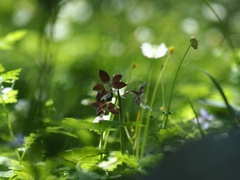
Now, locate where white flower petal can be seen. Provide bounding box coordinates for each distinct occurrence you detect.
[2,87,12,94]
[155,43,168,58]
[141,42,154,58]
[93,115,110,123]
[141,42,168,59]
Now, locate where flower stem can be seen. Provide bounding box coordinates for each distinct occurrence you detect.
[1,99,21,162]
[117,90,125,155]
[163,45,191,129]
[99,122,104,161]
[136,61,153,159]
[140,54,171,158]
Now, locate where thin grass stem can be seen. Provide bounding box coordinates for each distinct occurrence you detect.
[117,90,125,155]
[140,54,171,158]
[163,45,191,129]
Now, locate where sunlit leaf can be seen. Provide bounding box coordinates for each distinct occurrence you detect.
[0,89,18,104]
[0,64,5,73]
[23,133,38,152]
[112,151,139,169]
[0,170,13,178]
[0,30,27,50]
[1,68,22,83]
[60,146,104,169]
[36,127,77,138]
[62,118,119,134]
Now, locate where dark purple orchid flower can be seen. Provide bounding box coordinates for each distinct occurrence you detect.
[123,82,150,110]
[90,92,119,116]
[93,70,127,97]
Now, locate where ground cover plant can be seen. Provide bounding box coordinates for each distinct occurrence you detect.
[0,0,240,179]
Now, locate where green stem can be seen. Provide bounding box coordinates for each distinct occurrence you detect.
[99,123,104,161]
[103,114,114,150]
[140,54,171,158]
[3,103,14,139]
[136,62,153,158]
[1,99,21,162]
[164,45,191,129]
[117,90,125,155]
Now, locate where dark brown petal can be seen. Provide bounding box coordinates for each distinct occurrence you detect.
[112,74,122,84]
[96,92,102,102]
[93,84,104,91]
[97,107,105,115]
[109,109,119,114]
[107,103,115,109]
[90,102,99,108]
[99,70,110,83]
[139,82,148,93]
[112,82,127,89]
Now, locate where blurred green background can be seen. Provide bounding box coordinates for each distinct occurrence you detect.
[0,0,240,137]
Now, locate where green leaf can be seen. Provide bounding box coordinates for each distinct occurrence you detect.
[36,126,77,138]
[112,151,139,169]
[62,118,118,134]
[0,64,5,73]
[1,68,22,83]
[13,171,34,180]
[13,162,51,180]
[0,89,18,104]
[60,146,104,170]
[139,153,164,168]
[23,133,38,150]
[0,170,13,178]
[158,127,182,147]
[61,146,103,161]
[199,69,238,128]
[0,30,27,50]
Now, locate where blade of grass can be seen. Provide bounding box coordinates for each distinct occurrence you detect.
[199,69,238,130]
[188,99,206,139]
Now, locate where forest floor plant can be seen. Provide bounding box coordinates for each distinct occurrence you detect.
[0,1,240,178]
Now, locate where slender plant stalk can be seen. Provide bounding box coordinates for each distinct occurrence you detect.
[161,79,166,112]
[163,45,191,129]
[1,100,21,162]
[103,114,114,150]
[140,54,171,158]
[136,61,153,158]
[199,69,238,130]
[188,99,206,139]
[99,123,104,161]
[3,103,14,139]
[117,90,125,155]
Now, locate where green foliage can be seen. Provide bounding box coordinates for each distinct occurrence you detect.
[0,30,27,50]
[0,64,21,104]
[0,1,239,179]
[60,146,103,163]
[62,118,119,134]
[1,69,22,83]
[199,69,238,130]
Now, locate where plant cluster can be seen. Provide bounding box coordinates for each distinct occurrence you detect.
[0,1,240,179]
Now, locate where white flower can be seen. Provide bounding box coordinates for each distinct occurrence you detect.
[98,157,118,171]
[141,42,168,59]
[2,87,12,94]
[93,115,110,123]
[1,87,12,101]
